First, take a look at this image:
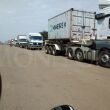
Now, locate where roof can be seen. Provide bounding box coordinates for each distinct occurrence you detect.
[99,0,110,4]
[99,0,110,9]
[29,33,42,36]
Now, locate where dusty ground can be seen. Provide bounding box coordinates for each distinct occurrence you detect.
[0,45,110,110]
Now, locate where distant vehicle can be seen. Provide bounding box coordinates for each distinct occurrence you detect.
[17,35,28,48]
[28,33,43,50]
[0,41,3,45]
[9,39,14,47]
[45,8,110,68]
[13,38,18,47]
[10,39,17,46]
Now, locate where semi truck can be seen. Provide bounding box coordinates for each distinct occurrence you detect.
[28,33,43,50]
[17,35,28,48]
[45,8,110,68]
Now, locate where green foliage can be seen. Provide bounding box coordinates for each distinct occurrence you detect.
[40,31,48,40]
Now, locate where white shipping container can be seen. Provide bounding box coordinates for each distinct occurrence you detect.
[48,8,96,41]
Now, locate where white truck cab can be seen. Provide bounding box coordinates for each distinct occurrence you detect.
[96,7,110,39]
[17,35,28,48]
[28,33,43,50]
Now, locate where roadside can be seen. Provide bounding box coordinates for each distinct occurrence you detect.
[0,45,110,110]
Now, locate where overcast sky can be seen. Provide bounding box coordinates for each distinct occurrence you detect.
[0,0,99,41]
[99,0,110,4]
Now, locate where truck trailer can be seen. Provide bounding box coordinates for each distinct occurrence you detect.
[45,8,110,68]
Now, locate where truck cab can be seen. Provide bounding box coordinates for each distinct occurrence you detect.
[28,33,43,50]
[17,35,28,48]
[96,7,110,39]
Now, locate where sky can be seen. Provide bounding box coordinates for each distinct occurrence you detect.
[99,0,110,4]
[0,0,99,42]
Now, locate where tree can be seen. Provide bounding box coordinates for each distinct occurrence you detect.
[40,31,48,40]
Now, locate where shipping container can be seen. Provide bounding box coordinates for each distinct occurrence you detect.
[48,8,96,42]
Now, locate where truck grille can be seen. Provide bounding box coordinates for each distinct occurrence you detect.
[33,43,42,46]
[38,43,42,46]
[33,43,37,45]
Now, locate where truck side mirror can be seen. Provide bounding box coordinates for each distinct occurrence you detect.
[95,13,105,20]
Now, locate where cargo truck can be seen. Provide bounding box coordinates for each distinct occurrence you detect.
[12,38,18,47]
[28,33,43,50]
[17,35,28,48]
[45,8,110,68]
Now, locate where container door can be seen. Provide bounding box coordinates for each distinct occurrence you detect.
[71,10,96,44]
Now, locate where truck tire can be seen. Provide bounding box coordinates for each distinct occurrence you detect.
[49,46,52,55]
[67,48,73,60]
[98,50,110,68]
[52,46,58,56]
[45,46,49,54]
[27,46,30,50]
[75,49,84,62]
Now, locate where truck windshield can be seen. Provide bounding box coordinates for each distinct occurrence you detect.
[30,36,42,40]
[19,39,27,42]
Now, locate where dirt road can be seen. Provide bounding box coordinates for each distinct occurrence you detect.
[0,45,110,110]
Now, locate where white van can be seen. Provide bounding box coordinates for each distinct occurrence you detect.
[28,33,43,50]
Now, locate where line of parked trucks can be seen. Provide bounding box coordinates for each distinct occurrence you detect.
[10,33,43,50]
[8,7,110,68]
[45,7,110,68]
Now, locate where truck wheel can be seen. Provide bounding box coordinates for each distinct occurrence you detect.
[26,46,28,49]
[98,50,110,68]
[27,45,29,49]
[67,48,73,60]
[49,46,52,55]
[75,49,84,62]
[45,46,49,54]
[52,47,58,56]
